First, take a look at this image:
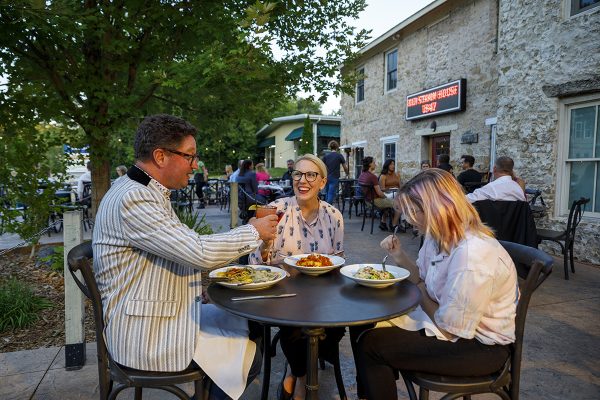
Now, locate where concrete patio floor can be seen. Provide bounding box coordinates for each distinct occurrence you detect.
[1,204,599,399]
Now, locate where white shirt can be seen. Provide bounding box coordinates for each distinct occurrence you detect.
[466,175,525,203]
[229,169,240,183]
[76,171,91,200]
[382,233,518,345]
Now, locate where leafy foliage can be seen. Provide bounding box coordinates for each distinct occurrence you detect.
[39,246,65,274]
[299,116,314,155]
[175,208,214,236]
[0,121,70,250]
[0,1,369,211]
[0,277,53,332]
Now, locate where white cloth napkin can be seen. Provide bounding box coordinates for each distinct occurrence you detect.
[376,305,458,342]
[193,304,256,400]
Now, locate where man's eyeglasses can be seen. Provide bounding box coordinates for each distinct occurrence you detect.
[163,148,200,166]
[291,170,320,182]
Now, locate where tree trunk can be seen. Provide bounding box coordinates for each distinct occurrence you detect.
[88,133,111,217]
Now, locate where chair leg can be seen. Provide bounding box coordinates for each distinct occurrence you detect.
[419,386,430,400]
[361,206,366,231]
[563,249,569,280]
[569,242,576,274]
[370,207,375,234]
[401,374,418,400]
[260,326,272,400]
[332,351,347,400]
[134,386,142,400]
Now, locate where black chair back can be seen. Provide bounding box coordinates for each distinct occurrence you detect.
[565,197,589,249]
[67,241,207,400]
[401,241,553,400]
[499,240,553,398]
[474,200,538,248]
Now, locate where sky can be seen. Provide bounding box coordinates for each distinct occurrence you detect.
[319,0,437,114]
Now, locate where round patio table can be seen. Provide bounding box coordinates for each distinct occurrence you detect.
[207,266,421,400]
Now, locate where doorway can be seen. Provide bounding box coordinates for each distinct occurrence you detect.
[354,147,364,178]
[431,134,450,168]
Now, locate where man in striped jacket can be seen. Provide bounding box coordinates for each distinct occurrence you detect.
[93,114,278,400]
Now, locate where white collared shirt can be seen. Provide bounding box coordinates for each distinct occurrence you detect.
[466,175,526,203]
[383,233,518,345]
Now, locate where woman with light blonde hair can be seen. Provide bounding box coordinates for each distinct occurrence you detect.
[249,153,344,400]
[352,169,518,400]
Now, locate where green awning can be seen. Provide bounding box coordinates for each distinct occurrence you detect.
[317,124,340,138]
[257,136,275,147]
[285,127,303,141]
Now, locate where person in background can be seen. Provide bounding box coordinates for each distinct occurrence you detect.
[229,159,244,183]
[436,153,453,175]
[223,164,233,180]
[93,114,278,400]
[281,159,295,183]
[456,155,482,191]
[255,163,271,198]
[322,140,349,205]
[353,169,517,400]
[358,156,401,232]
[116,165,127,177]
[237,160,267,206]
[378,159,402,192]
[77,161,92,201]
[194,159,209,209]
[420,160,431,170]
[249,154,344,400]
[466,156,526,203]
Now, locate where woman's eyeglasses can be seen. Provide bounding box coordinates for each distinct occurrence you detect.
[291,170,320,182]
[163,148,200,166]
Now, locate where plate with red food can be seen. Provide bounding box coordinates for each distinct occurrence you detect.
[283,253,345,276]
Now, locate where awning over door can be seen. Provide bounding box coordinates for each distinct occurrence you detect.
[285,127,303,141]
[317,124,340,138]
[258,136,275,147]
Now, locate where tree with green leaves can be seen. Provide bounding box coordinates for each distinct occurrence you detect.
[0,1,370,212]
[299,116,314,155]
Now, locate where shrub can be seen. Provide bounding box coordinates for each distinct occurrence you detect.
[39,246,65,274]
[0,277,54,332]
[175,208,214,235]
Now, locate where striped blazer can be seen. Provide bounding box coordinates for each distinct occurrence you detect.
[93,166,260,371]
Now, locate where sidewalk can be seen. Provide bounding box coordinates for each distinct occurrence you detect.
[1,205,599,399]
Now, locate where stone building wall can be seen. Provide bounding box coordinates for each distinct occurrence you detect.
[496,0,600,264]
[341,0,500,178]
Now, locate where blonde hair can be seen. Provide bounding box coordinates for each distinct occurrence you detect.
[225,164,233,174]
[397,169,493,254]
[255,163,267,173]
[295,154,327,178]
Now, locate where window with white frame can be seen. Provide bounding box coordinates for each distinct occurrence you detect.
[385,49,398,92]
[356,67,365,103]
[561,98,600,215]
[569,0,600,16]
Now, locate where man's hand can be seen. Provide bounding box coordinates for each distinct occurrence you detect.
[249,215,278,241]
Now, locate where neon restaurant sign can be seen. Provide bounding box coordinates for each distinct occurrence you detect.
[405,79,466,121]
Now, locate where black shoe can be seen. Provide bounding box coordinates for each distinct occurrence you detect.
[378,222,388,231]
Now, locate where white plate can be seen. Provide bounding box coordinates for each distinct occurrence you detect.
[340,264,410,288]
[283,254,345,276]
[209,265,288,290]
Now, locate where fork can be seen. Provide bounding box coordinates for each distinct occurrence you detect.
[381,254,388,273]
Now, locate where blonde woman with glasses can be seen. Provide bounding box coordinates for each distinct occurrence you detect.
[352,169,518,400]
[249,154,345,400]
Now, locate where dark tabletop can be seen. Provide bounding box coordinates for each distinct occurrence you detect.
[207,266,421,328]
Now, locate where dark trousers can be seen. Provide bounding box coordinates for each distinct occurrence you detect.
[352,327,510,400]
[195,181,206,203]
[279,326,345,377]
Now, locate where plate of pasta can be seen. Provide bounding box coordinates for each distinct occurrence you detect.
[283,253,345,276]
[209,265,288,290]
[340,264,410,288]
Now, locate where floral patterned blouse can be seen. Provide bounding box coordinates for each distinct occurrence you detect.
[249,196,344,265]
